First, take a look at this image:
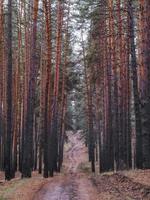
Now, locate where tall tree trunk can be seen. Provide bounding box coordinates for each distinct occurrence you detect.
[22,0,39,178]
[58,0,70,172]
[140,0,150,168]
[51,0,63,175]
[42,0,52,178]
[0,0,4,171]
[5,0,14,180]
[128,0,143,169]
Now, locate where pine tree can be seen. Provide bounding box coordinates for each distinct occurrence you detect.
[5,0,14,180]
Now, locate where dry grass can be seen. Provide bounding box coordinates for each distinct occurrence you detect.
[0,172,48,200]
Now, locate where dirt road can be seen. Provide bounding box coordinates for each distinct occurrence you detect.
[33,131,150,200]
[33,131,99,200]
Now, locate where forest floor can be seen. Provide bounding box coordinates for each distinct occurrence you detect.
[0,131,150,200]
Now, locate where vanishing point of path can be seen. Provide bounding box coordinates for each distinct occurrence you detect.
[33,131,99,200]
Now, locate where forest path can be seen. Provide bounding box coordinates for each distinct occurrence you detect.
[33,131,99,200]
[1,132,150,199]
[33,131,150,200]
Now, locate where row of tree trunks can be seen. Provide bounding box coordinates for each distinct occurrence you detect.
[0,0,70,180]
[83,0,150,173]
